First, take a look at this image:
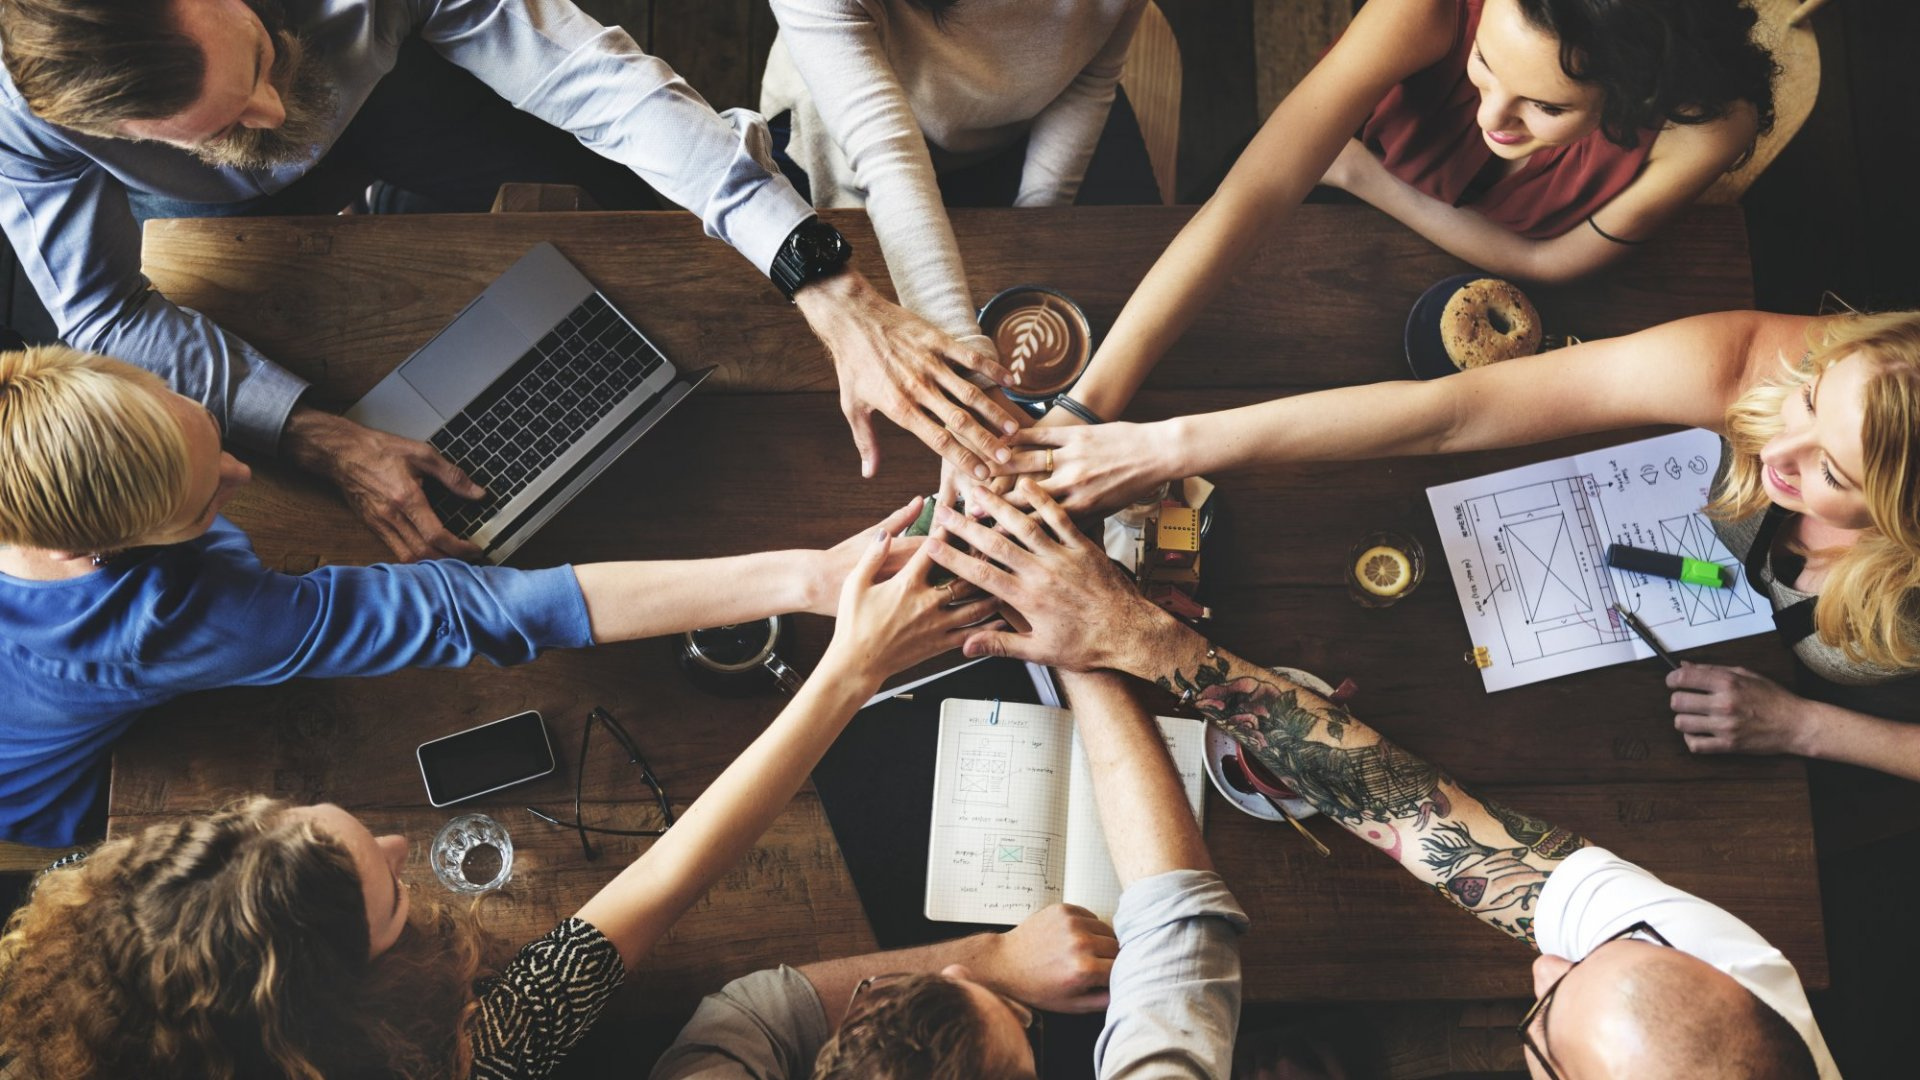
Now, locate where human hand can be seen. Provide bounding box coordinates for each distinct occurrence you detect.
[973,903,1117,1013]
[1667,662,1813,755]
[1000,420,1175,517]
[937,378,1031,506]
[794,270,1025,481]
[281,405,484,561]
[926,479,1169,671]
[807,498,929,614]
[821,518,1000,688]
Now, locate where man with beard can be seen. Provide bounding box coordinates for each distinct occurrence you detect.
[0,0,1024,561]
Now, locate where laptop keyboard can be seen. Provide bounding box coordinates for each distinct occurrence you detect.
[425,293,665,536]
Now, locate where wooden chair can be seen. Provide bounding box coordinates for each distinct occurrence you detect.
[0,841,82,875]
[1701,0,1822,204]
[1121,0,1183,205]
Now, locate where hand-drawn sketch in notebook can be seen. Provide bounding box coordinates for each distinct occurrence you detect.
[1426,428,1775,692]
[926,699,1206,925]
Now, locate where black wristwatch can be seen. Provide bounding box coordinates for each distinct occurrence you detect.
[769,217,853,302]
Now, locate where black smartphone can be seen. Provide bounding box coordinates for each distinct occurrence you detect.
[416,710,557,807]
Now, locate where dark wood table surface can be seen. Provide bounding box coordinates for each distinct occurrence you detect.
[115,205,1822,1036]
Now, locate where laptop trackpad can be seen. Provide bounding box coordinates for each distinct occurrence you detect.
[401,299,533,416]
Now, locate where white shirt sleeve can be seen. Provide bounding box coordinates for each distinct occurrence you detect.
[1536,847,1840,1079]
[766,0,982,341]
[1014,1,1144,207]
[417,0,814,275]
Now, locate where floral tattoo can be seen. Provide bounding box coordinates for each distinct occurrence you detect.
[1160,652,1585,947]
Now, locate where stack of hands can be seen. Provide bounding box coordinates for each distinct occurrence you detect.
[815,479,1172,700]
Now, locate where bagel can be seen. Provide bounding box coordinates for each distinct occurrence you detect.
[1440,278,1543,370]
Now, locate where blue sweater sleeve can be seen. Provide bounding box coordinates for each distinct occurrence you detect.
[141,535,595,688]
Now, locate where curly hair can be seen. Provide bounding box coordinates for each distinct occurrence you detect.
[0,798,503,1080]
[1711,311,1920,672]
[1513,0,1777,158]
[813,973,1033,1079]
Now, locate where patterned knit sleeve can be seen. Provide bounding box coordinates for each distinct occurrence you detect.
[468,917,627,1080]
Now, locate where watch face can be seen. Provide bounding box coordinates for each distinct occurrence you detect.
[797,224,845,264]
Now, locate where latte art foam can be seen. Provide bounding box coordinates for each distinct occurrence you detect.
[990,297,1088,394]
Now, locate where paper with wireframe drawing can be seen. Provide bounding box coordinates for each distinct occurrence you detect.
[1426,428,1774,691]
[925,699,1205,925]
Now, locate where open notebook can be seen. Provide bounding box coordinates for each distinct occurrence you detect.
[926,699,1206,925]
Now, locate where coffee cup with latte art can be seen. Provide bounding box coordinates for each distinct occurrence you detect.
[978,285,1093,405]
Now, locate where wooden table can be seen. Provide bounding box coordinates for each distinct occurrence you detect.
[115,204,1823,1050]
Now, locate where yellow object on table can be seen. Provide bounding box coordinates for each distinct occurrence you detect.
[1156,506,1201,552]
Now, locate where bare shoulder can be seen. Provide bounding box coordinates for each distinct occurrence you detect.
[1646,99,1763,170]
[1326,0,1460,79]
[1736,311,1823,388]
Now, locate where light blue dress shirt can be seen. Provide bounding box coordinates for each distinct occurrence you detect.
[0,517,594,845]
[0,0,815,451]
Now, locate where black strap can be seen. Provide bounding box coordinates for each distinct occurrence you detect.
[1744,505,1820,646]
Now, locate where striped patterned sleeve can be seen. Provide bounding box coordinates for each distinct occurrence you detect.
[468,917,627,1080]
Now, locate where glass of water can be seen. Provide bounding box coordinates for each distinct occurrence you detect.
[430,813,514,893]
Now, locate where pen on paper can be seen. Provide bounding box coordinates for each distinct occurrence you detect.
[1610,603,1681,671]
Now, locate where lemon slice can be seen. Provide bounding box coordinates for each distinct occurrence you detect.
[1355,545,1413,597]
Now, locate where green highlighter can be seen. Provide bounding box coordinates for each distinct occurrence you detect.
[1606,543,1730,589]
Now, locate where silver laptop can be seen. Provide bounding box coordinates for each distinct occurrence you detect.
[347,242,710,564]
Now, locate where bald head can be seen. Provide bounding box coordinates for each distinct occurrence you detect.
[1528,942,1817,1079]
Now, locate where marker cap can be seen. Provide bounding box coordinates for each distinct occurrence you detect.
[1680,558,1729,589]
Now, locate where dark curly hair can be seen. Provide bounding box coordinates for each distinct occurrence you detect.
[1514,0,1777,160]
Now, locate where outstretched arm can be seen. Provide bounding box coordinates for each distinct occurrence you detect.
[1007,309,1803,516]
[576,514,1001,971]
[928,482,1587,946]
[1143,634,1585,946]
[572,498,927,642]
[1060,0,1456,423]
[1058,668,1213,884]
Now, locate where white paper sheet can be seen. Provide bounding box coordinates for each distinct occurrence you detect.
[925,700,1206,925]
[1426,429,1775,691]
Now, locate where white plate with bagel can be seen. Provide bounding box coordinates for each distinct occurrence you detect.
[1404,273,1544,380]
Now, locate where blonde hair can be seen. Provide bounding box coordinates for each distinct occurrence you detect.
[0,798,503,1079]
[0,345,193,551]
[1710,311,1920,670]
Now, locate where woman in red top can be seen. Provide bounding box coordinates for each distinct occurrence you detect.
[1032,0,1774,436]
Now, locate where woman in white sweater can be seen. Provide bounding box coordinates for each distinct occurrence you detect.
[762,0,1157,362]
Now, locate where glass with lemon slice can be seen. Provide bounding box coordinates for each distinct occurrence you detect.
[1347,530,1426,608]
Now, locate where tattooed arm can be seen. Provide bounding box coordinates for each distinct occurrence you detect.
[1154,644,1585,946]
[927,480,1587,948]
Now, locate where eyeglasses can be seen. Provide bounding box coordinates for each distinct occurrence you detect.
[526,706,675,861]
[1517,920,1674,1080]
[847,972,1045,1068]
